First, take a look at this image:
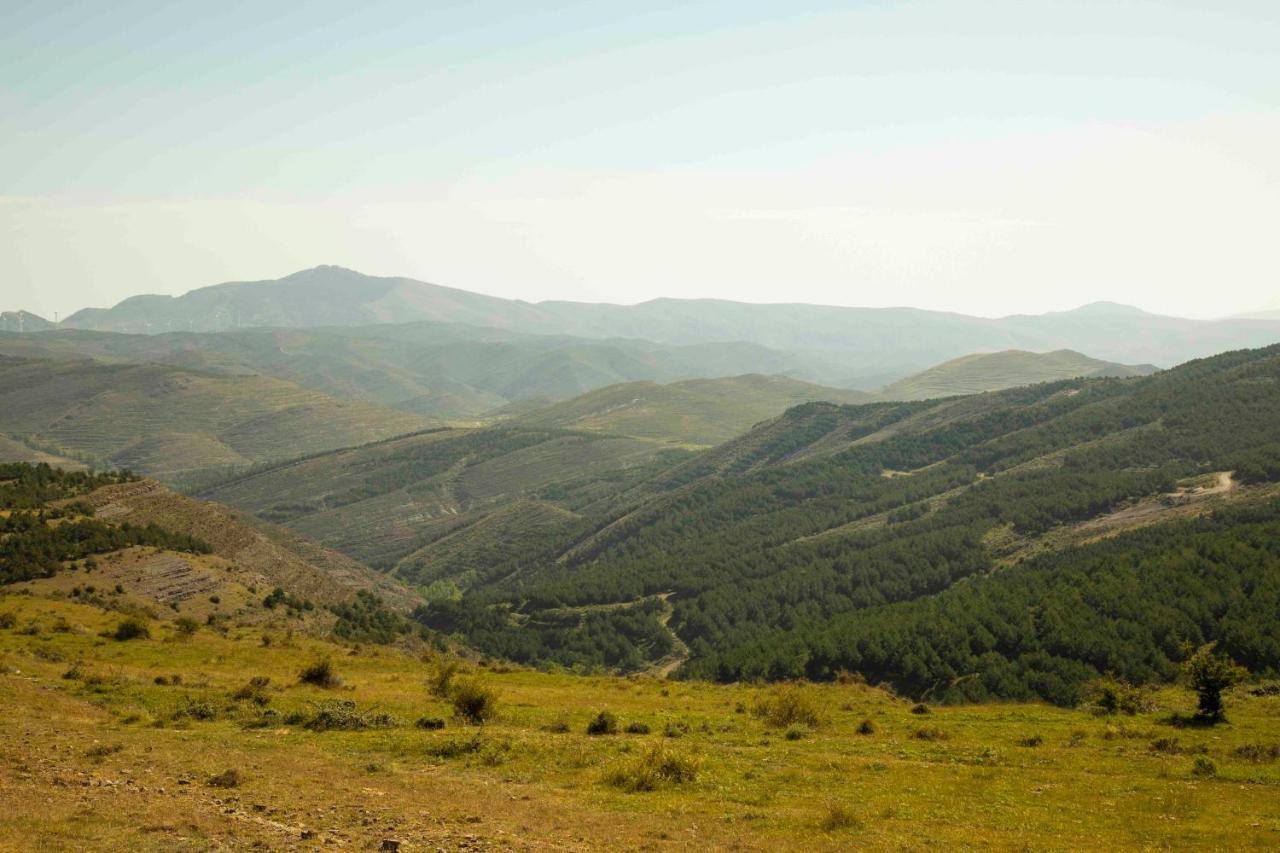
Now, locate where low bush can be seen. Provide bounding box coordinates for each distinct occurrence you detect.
[819,803,863,832]
[305,700,398,731]
[173,617,199,638]
[207,768,244,788]
[912,727,948,741]
[450,678,499,725]
[415,716,446,730]
[428,659,461,698]
[1017,734,1044,748]
[663,720,690,738]
[112,617,150,641]
[910,703,931,715]
[603,743,699,792]
[0,612,16,629]
[423,733,485,759]
[231,676,271,706]
[1191,756,1217,778]
[624,721,651,735]
[856,718,876,735]
[586,711,619,736]
[298,658,341,689]
[1231,743,1280,763]
[1085,676,1151,715]
[753,684,825,729]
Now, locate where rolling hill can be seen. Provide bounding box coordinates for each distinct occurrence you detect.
[0,464,416,628]
[58,266,1280,381]
[396,344,1280,703]
[0,324,821,419]
[0,310,55,333]
[877,349,1158,401]
[511,374,870,446]
[196,426,692,578]
[0,355,428,480]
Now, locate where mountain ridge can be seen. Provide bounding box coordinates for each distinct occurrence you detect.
[53,266,1280,375]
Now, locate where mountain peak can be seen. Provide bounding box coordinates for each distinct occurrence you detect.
[1068,301,1149,316]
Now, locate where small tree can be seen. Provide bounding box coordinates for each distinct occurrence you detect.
[1183,644,1246,721]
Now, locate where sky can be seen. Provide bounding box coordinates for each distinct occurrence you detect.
[2,0,1278,321]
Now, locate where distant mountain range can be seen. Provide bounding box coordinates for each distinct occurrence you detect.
[40,265,1280,382]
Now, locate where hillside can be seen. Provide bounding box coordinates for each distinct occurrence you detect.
[57,266,1280,379]
[0,310,55,332]
[0,356,427,480]
[512,375,870,446]
[197,426,692,583]
[2,589,1278,849]
[0,325,820,419]
[397,345,1280,702]
[0,464,415,631]
[878,349,1158,400]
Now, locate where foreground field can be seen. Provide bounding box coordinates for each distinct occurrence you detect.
[1,596,1277,851]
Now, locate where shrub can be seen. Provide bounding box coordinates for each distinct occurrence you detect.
[856,718,876,735]
[450,678,499,725]
[232,676,271,706]
[0,612,15,629]
[784,728,805,741]
[1182,644,1247,722]
[819,803,863,832]
[1085,676,1150,715]
[85,743,123,760]
[1150,737,1183,754]
[545,715,571,734]
[1231,743,1280,763]
[909,703,931,715]
[1191,756,1217,778]
[1017,734,1044,748]
[305,700,398,731]
[298,658,340,689]
[586,711,619,736]
[833,669,865,686]
[603,743,699,792]
[753,684,825,729]
[663,720,690,738]
[912,727,948,741]
[423,733,485,759]
[112,617,150,641]
[173,617,199,638]
[207,768,243,788]
[624,721,651,735]
[415,716,446,730]
[175,699,219,722]
[428,659,461,698]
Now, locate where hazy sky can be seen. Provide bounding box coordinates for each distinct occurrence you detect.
[2,0,1278,320]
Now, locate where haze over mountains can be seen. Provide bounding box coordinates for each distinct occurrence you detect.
[47,266,1280,382]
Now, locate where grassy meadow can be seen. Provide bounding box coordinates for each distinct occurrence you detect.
[1,594,1277,850]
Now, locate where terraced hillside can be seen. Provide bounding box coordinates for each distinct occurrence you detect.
[512,374,869,446]
[877,349,1158,400]
[0,356,427,479]
[197,426,692,580]
[406,346,1280,702]
[0,464,417,633]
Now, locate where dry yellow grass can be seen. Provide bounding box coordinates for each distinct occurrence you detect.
[1,593,1278,850]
